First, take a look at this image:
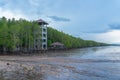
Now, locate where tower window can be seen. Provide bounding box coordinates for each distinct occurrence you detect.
[43,29,46,32]
[43,44,46,48]
[43,39,46,42]
[43,34,46,37]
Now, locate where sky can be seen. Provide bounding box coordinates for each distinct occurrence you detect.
[0,0,120,44]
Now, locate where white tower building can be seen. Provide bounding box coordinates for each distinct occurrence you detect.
[37,19,48,50]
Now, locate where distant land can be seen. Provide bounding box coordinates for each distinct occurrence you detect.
[109,44,120,46]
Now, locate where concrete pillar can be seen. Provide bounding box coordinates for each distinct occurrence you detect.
[41,24,47,50]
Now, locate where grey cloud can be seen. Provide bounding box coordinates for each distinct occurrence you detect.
[109,24,120,29]
[48,16,70,22]
[84,30,108,33]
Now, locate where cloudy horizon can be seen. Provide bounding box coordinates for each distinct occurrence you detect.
[1,0,120,44]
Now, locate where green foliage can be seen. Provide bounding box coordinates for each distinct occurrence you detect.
[47,27,106,48]
[0,17,40,52]
[0,16,106,52]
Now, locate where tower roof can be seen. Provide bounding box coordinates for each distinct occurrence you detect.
[37,19,48,25]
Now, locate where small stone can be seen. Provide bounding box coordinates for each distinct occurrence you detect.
[6,63,10,66]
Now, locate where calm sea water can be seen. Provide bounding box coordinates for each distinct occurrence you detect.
[46,46,120,80]
[69,46,120,60]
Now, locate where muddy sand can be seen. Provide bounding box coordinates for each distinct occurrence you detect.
[0,54,120,80]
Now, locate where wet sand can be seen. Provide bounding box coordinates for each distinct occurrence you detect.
[0,46,120,80]
[0,55,120,80]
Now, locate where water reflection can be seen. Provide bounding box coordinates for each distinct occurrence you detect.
[46,46,120,80]
[67,46,120,60]
[43,46,120,80]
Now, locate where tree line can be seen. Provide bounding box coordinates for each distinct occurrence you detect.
[0,17,106,53]
[0,17,40,53]
[47,27,106,48]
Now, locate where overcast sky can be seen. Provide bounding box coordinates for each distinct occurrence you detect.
[0,0,120,44]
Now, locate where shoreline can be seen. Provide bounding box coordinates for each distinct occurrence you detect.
[0,45,107,56]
